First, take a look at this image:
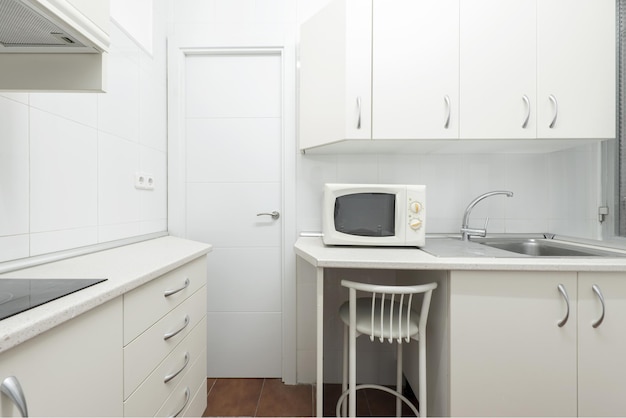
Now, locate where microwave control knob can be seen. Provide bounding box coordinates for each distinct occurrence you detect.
[410,202,422,213]
[409,219,423,230]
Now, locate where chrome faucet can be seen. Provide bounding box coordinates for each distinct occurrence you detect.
[460,190,514,241]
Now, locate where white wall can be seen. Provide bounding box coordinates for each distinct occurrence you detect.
[0,1,168,264]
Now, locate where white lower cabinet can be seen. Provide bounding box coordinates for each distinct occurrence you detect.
[450,270,626,417]
[0,298,123,417]
[577,273,626,417]
[0,254,208,417]
[123,255,208,416]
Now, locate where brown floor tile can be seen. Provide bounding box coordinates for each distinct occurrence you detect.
[203,378,264,417]
[256,378,313,417]
[322,383,370,417]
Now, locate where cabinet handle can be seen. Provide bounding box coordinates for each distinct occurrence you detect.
[164,278,190,297]
[164,315,190,341]
[591,284,606,328]
[522,95,530,128]
[164,352,190,383]
[169,387,190,418]
[444,95,451,129]
[557,283,570,327]
[356,96,362,129]
[1,376,28,417]
[548,94,558,128]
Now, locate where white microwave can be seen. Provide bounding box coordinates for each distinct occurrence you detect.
[322,183,426,247]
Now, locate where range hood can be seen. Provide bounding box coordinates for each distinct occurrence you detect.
[0,0,108,53]
[0,0,109,91]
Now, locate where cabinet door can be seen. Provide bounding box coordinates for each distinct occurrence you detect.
[372,0,459,140]
[450,271,577,417]
[0,298,122,417]
[460,0,536,139]
[299,0,372,150]
[578,273,626,416]
[537,0,615,139]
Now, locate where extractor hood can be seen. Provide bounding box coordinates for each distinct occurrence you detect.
[0,0,109,91]
[0,0,109,53]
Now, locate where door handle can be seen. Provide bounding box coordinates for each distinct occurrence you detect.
[557,283,570,327]
[1,376,28,417]
[256,211,280,220]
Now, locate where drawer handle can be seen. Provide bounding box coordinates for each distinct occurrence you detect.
[1,376,28,417]
[164,352,190,383]
[557,283,570,327]
[169,387,190,418]
[164,315,190,341]
[592,284,606,328]
[164,278,190,297]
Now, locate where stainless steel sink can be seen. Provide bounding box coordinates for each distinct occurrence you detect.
[472,237,626,257]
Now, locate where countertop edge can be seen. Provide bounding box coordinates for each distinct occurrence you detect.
[0,236,212,354]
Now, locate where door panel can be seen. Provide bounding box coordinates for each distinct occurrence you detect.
[184,52,282,377]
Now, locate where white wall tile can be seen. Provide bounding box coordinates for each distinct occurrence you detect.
[29,93,98,128]
[98,222,142,243]
[207,247,281,312]
[30,109,98,233]
[30,227,98,256]
[0,235,29,263]
[0,97,29,237]
[98,132,141,226]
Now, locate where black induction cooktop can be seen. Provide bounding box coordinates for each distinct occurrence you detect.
[0,278,107,321]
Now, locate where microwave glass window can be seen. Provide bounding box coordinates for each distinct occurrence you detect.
[334,193,395,237]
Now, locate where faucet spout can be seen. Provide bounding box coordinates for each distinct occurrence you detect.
[460,190,514,241]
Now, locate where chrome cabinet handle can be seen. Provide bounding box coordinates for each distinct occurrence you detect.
[1,376,28,417]
[444,95,451,129]
[592,284,606,328]
[164,315,190,341]
[557,283,570,327]
[164,278,190,297]
[256,211,280,220]
[169,387,190,418]
[548,94,558,128]
[356,96,362,129]
[164,352,190,383]
[522,95,530,128]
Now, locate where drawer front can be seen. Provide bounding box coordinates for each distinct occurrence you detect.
[155,347,207,418]
[124,286,206,399]
[124,255,207,345]
[183,378,208,417]
[124,316,207,416]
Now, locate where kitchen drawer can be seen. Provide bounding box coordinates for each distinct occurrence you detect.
[124,286,206,399]
[155,347,207,417]
[124,316,207,416]
[124,255,207,345]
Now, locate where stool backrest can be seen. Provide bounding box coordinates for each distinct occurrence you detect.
[340,280,438,343]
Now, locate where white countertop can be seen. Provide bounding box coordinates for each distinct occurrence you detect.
[295,236,626,271]
[0,236,212,354]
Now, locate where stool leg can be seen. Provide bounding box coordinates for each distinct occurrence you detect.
[419,338,427,418]
[342,324,348,417]
[396,343,402,418]
[349,288,357,418]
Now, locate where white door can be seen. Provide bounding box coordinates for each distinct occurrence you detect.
[183,51,283,377]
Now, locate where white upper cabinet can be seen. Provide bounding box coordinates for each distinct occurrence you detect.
[537,0,615,139]
[372,0,459,140]
[460,0,537,139]
[298,0,372,150]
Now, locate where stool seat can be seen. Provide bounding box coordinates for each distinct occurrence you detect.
[337,280,437,418]
[338,298,419,341]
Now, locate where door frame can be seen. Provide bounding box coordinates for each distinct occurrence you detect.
[167,41,297,383]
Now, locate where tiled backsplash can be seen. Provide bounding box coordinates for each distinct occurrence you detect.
[0,6,167,263]
[297,143,602,240]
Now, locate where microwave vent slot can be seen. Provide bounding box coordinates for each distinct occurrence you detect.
[0,0,86,48]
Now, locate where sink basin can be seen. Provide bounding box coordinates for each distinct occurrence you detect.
[473,237,626,257]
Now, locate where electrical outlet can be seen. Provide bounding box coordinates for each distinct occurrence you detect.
[135,172,146,189]
[145,174,155,190]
